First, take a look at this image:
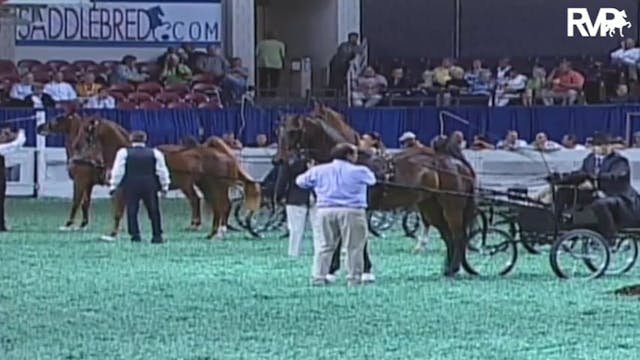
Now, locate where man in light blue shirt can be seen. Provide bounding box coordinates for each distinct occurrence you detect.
[296,143,376,286]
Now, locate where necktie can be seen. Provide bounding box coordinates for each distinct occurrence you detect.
[595,157,602,174]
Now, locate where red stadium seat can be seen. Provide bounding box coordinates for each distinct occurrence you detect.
[192,83,220,95]
[61,71,77,84]
[59,64,80,74]
[72,60,97,71]
[191,73,216,84]
[31,64,52,73]
[17,59,41,71]
[128,92,154,104]
[137,82,163,96]
[117,100,136,109]
[0,60,18,76]
[108,83,135,95]
[0,73,20,83]
[164,83,190,96]
[139,100,164,109]
[198,100,222,109]
[32,71,51,83]
[184,92,209,105]
[167,101,190,109]
[137,62,161,76]
[46,60,70,71]
[155,92,181,104]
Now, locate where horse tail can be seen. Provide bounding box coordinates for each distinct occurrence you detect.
[203,136,261,210]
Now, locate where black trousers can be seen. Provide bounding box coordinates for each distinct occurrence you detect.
[125,183,162,241]
[0,156,6,231]
[329,241,372,274]
[258,67,281,96]
[591,196,629,241]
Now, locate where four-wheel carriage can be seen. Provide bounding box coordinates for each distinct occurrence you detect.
[466,185,640,279]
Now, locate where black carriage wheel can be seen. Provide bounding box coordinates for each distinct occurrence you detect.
[244,203,277,239]
[549,229,610,280]
[402,211,421,238]
[462,227,518,276]
[586,236,638,275]
[367,211,382,238]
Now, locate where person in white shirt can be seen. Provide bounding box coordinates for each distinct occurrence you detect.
[497,130,528,150]
[531,132,561,151]
[561,134,586,150]
[9,73,34,104]
[0,128,26,231]
[44,72,77,102]
[495,69,527,106]
[85,88,116,109]
[611,38,640,67]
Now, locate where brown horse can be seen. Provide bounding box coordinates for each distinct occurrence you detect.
[36,112,205,231]
[278,104,477,277]
[72,117,261,239]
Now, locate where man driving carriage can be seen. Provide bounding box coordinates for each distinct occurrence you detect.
[547,132,640,244]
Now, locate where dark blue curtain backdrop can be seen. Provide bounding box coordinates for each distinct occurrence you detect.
[362,0,455,59]
[362,0,640,59]
[5,105,640,148]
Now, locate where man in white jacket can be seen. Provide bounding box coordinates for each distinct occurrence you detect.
[0,129,26,231]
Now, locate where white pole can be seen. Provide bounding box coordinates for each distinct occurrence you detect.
[35,109,46,197]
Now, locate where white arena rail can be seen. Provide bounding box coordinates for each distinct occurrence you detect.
[8,125,640,199]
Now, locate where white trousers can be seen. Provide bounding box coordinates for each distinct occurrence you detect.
[286,204,316,256]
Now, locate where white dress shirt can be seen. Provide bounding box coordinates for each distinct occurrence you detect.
[44,81,77,101]
[497,139,528,149]
[85,95,116,109]
[108,143,171,192]
[9,83,32,100]
[0,130,26,156]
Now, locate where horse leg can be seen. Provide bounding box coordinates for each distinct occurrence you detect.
[61,179,86,231]
[212,185,230,239]
[197,181,218,239]
[101,189,125,241]
[180,182,202,230]
[79,183,95,229]
[413,213,431,253]
[418,201,456,275]
[441,200,468,277]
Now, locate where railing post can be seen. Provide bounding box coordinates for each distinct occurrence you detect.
[35,109,46,197]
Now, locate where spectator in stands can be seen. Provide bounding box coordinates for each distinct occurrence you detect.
[542,61,584,105]
[24,83,55,109]
[196,45,230,82]
[256,31,285,97]
[180,43,203,70]
[160,53,192,86]
[465,60,486,85]
[495,69,527,106]
[110,55,148,84]
[44,71,77,102]
[496,58,512,85]
[222,132,242,149]
[255,134,268,147]
[561,134,586,150]
[223,57,249,102]
[352,66,387,107]
[451,130,467,149]
[387,67,410,92]
[329,32,363,91]
[433,58,454,87]
[157,46,176,66]
[471,134,494,150]
[399,131,420,148]
[85,87,116,109]
[610,83,631,103]
[531,132,561,151]
[8,73,34,107]
[76,73,102,103]
[611,136,627,150]
[497,130,527,150]
[416,70,434,94]
[523,66,547,106]
[611,38,640,67]
[442,67,469,105]
[632,132,640,147]
[469,70,494,97]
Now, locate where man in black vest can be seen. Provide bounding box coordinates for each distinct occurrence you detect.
[108,130,170,243]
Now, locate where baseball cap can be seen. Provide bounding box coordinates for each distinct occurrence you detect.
[399,131,416,142]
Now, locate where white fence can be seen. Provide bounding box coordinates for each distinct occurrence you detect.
[8,145,640,199]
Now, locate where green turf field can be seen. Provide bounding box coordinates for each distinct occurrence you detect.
[1,198,639,360]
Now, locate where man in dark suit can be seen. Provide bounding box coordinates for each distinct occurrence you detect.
[550,132,640,243]
[108,130,170,243]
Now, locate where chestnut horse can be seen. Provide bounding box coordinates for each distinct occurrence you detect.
[277,103,477,277]
[72,117,261,239]
[36,112,204,231]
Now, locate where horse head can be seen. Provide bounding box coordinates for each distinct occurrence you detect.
[37,112,82,136]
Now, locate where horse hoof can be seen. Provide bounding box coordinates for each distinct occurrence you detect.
[100,235,116,242]
[186,225,201,231]
[59,225,77,231]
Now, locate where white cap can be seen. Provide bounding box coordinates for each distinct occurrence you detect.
[399,131,416,142]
